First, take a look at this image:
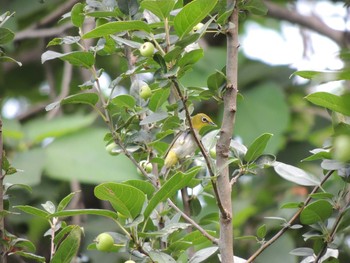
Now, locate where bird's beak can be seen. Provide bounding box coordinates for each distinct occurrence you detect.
[209,121,216,126]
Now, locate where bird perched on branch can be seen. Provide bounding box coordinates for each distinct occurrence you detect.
[161,113,216,175]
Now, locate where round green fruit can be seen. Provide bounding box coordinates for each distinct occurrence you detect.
[105,142,118,156]
[192,22,204,33]
[140,84,152,100]
[95,233,114,252]
[333,135,350,162]
[137,160,152,174]
[209,147,216,159]
[139,42,155,57]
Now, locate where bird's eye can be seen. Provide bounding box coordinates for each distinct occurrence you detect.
[202,117,208,123]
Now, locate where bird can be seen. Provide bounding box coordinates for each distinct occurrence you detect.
[161,113,216,175]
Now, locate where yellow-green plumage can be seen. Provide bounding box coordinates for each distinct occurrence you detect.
[163,113,215,170]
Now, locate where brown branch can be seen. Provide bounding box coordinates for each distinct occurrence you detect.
[216,1,239,262]
[263,0,348,47]
[170,78,228,218]
[247,170,335,263]
[167,199,218,245]
[15,23,72,41]
[27,0,79,30]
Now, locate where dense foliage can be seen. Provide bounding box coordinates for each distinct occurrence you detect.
[1,0,350,263]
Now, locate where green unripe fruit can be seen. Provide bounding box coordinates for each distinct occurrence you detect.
[192,22,204,33]
[137,160,152,174]
[333,135,350,162]
[139,42,155,57]
[140,84,152,100]
[95,233,114,252]
[209,147,216,159]
[124,260,136,263]
[105,142,118,156]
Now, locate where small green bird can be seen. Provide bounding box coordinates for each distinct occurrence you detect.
[162,113,216,173]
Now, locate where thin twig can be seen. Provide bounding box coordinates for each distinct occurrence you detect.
[263,0,347,47]
[15,23,72,41]
[247,170,335,263]
[170,78,228,218]
[167,199,218,245]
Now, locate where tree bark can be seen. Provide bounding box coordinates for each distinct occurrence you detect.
[216,1,239,262]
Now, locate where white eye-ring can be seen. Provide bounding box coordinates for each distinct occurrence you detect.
[202,117,208,123]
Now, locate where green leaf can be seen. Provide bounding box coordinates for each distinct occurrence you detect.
[309,192,334,200]
[280,202,303,209]
[174,0,217,39]
[0,55,22,66]
[94,183,146,219]
[10,251,45,263]
[168,230,216,252]
[71,3,85,27]
[139,112,168,125]
[141,0,176,20]
[51,225,81,263]
[124,180,155,199]
[82,21,151,39]
[110,35,142,49]
[256,224,267,239]
[57,192,78,212]
[50,209,118,220]
[300,200,333,225]
[118,0,139,16]
[144,167,201,218]
[244,133,273,162]
[243,0,268,16]
[207,70,226,91]
[139,223,191,237]
[14,205,49,219]
[289,247,314,256]
[149,88,170,112]
[41,51,95,68]
[0,28,14,44]
[273,161,321,186]
[189,246,219,263]
[234,84,290,154]
[47,36,81,47]
[45,128,139,184]
[305,92,350,116]
[149,251,176,263]
[111,94,136,108]
[23,113,97,143]
[292,70,350,81]
[178,49,204,68]
[4,148,45,186]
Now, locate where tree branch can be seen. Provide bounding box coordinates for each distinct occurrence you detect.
[167,199,218,245]
[263,0,348,47]
[247,170,335,263]
[170,78,228,218]
[216,1,239,261]
[15,24,72,41]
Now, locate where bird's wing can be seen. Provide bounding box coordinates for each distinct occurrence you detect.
[163,129,191,158]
